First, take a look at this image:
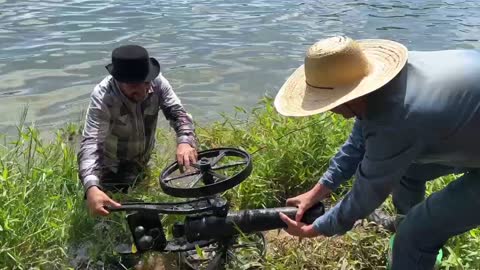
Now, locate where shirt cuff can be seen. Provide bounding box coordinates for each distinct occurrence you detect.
[319,171,339,191]
[177,134,197,148]
[312,203,348,237]
[83,175,102,198]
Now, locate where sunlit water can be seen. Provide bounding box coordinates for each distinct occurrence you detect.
[1,0,479,133]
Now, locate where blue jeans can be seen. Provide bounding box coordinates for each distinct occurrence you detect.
[391,164,479,270]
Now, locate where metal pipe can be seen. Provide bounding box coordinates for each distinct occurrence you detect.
[184,203,324,242]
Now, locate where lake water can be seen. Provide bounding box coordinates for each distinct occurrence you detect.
[0,0,479,133]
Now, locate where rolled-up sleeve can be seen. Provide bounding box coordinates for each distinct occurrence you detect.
[158,76,197,148]
[313,126,424,236]
[77,87,111,192]
[320,118,365,190]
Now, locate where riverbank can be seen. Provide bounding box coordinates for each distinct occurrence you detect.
[1,97,479,269]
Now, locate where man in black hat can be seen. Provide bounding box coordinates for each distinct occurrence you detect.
[78,45,198,216]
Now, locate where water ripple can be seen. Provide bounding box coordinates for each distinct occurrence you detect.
[0,0,479,132]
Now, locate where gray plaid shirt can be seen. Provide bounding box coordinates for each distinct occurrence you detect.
[78,74,196,192]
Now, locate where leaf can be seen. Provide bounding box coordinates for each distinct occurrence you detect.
[234,106,247,114]
[195,244,205,259]
[2,167,8,180]
[66,198,73,211]
[36,146,45,155]
[4,217,10,231]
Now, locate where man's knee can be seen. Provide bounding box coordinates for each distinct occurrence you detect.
[392,164,459,215]
[392,213,439,270]
[392,175,426,215]
[396,202,444,246]
[395,213,422,249]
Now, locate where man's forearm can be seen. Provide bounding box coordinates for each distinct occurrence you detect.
[313,171,395,236]
[79,84,111,193]
[319,118,365,190]
[177,133,197,148]
[157,76,197,148]
[163,104,197,148]
[78,138,104,192]
[312,128,423,237]
[310,183,332,201]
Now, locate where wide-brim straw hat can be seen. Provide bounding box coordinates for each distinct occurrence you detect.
[274,36,408,116]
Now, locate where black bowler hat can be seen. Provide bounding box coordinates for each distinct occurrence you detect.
[105,45,160,83]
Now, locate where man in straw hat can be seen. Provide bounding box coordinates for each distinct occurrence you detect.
[276,36,480,269]
[78,45,198,216]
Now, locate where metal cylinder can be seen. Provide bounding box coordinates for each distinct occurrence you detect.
[184,202,324,242]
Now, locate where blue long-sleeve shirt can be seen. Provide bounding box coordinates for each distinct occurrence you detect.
[319,118,365,191]
[313,50,480,236]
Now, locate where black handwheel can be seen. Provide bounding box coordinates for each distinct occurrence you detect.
[160,148,252,198]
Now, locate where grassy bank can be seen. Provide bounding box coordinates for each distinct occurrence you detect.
[1,98,479,269]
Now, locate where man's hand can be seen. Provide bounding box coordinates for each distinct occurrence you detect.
[86,186,121,216]
[176,143,198,168]
[286,183,331,222]
[279,213,320,238]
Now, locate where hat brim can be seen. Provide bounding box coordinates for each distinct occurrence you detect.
[145,57,161,82]
[274,39,408,117]
[106,57,161,83]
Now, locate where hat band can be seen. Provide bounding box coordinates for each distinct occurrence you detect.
[305,80,334,90]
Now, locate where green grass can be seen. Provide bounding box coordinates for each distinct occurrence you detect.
[0,98,479,269]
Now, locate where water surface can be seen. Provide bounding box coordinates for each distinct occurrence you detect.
[0,0,479,132]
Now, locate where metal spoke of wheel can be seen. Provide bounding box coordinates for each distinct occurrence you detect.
[163,171,201,183]
[191,163,201,170]
[207,170,228,182]
[212,161,248,171]
[210,150,227,166]
[188,173,205,188]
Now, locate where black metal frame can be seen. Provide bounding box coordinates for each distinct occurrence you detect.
[108,148,325,270]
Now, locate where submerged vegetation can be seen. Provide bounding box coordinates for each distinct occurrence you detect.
[1,98,479,269]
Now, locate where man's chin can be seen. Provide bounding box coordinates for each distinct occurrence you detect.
[127,96,144,103]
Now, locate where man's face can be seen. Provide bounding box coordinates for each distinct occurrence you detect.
[118,81,151,102]
[330,97,367,119]
[330,104,357,119]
